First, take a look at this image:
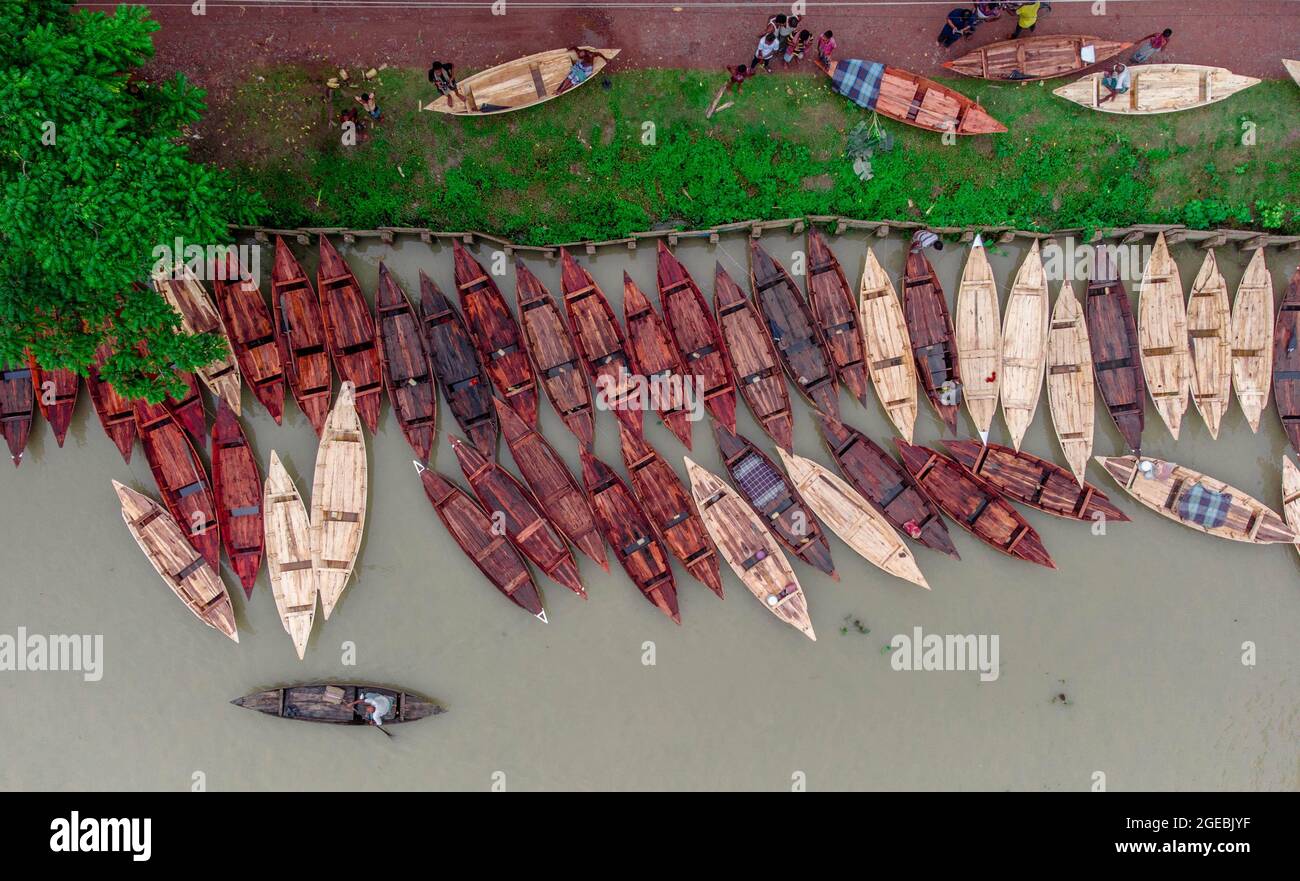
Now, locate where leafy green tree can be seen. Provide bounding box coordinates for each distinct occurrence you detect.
[0,1,263,400]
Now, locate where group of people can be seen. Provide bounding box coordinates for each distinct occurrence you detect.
[726,12,837,97]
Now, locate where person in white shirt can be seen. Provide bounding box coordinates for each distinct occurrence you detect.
[752,33,779,72]
[1099,63,1131,104]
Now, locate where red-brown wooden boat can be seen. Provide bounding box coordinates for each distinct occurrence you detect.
[271,237,332,436]
[27,354,78,449]
[817,413,959,558]
[580,449,680,623]
[450,240,538,427]
[415,463,547,621]
[316,235,383,432]
[134,396,219,569]
[617,423,723,597]
[622,272,694,447]
[165,366,208,451]
[903,250,961,435]
[376,263,437,463]
[211,400,264,596]
[895,440,1056,568]
[749,240,840,420]
[419,271,498,457]
[806,228,870,406]
[212,250,285,423]
[714,263,794,452]
[0,362,34,467]
[655,241,737,431]
[87,341,136,462]
[713,422,838,579]
[450,436,584,597]
[1085,247,1145,454]
[1272,266,1300,454]
[514,260,594,448]
[941,439,1130,522]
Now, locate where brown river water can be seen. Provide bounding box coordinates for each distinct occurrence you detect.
[2,231,1297,791]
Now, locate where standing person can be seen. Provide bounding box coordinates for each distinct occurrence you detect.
[762,13,785,39]
[816,30,836,66]
[1011,2,1041,38]
[427,61,463,108]
[1130,29,1173,64]
[707,62,752,117]
[778,14,801,51]
[1098,63,1131,104]
[555,46,613,94]
[753,31,779,72]
[938,7,978,48]
[784,29,812,65]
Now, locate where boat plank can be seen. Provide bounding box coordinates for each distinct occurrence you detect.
[420,271,498,456]
[317,235,384,432]
[623,272,694,447]
[1273,266,1300,454]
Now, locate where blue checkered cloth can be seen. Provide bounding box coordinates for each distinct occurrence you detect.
[830,59,885,110]
[1176,483,1232,529]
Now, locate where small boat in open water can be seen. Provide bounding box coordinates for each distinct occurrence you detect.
[232,684,444,725]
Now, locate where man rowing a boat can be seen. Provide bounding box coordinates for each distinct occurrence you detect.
[346,692,393,726]
[555,47,613,95]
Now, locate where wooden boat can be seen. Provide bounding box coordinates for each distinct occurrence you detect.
[713,263,793,452]
[858,246,917,441]
[817,413,958,558]
[896,440,1056,568]
[422,47,619,116]
[211,400,263,597]
[316,235,383,432]
[623,272,693,447]
[1282,456,1300,559]
[955,236,1002,442]
[1185,249,1232,439]
[515,260,594,448]
[580,449,681,623]
[816,58,1006,134]
[152,263,242,414]
[87,342,136,462]
[1045,283,1094,485]
[806,229,869,406]
[1000,240,1049,450]
[559,248,642,437]
[749,240,840,420]
[944,34,1131,81]
[903,249,961,434]
[420,271,498,456]
[1274,266,1300,454]
[113,480,237,641]
[494,397,607,570]
[375,263,437,462]
[165,367,208,450]
[272,237,333,436]
[618,424,723,597]
[27,355,77,448]
[655,242,737,431]
[776,448,928,589]
[0,363,34,467]
[1085,247,1145,453]
[1137,232,1190,440]
[263,450,317,659]
[714,423,838,579]
[134,396,219,569]
[684,457,815,640]
[1285,60,1300,87]
[1231,249,1273,432]
[233,683,443,725]
[1097,455,1295,544]
[311,381,367,620]
[451,435,584,597]
[1054,64,1260,114]
[212,250,285,424]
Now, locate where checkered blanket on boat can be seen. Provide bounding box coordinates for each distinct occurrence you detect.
[733,453,783,509]
[831,59,885,110]
[1176,483,1232,529]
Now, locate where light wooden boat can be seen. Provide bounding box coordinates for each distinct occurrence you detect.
[1098,455,1295,544]
[113,480,238,641]
[1045,283,1094,485]
[1282,456,1300,560]
[152,263,242,413]
[943,34,1132,81]
[263,451,317,659]
[1285,60,1300,87]
[311,381,367,619]
[955,236,1002,443]
[1054,64,1260,114]
[424,48,619,116]
[684,457,815,640]
[858,246,917,442]
[818,58,1006,134]
[1186,250,1232,439]
[776,449,928,589]
[1230,248,1273,432]
[1000,240,1049,450]
[1137,233,1190,439]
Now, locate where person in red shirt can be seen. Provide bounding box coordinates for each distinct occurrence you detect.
[816,30,836,65]
[1131,29,1173,64]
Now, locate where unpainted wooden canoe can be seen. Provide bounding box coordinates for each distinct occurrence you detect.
[943,34,1132,81]
[152,263,243,414]
[211,400,264,598]
[87,342,136,463]
[1085,247,1145,454]
[212,249,285,424]
[1285,60,1300,87]
[1137,233,1190,439]
[623,272,693,447]
[943,440,1129,523]
[806,229,870,406]
[420,271,498,457]
[27,355,78,448]
[233,683,444,725]
[1045,283,1094,486]
[0,363,34,467]
[1230,249,1273,433]
[1185,249,1232,439]
[714,263,793,452]
[1054,64,1260,114]
[819,58,1006,134]
[858,246,917,442]
[1273,266,1300,454]
[423,47,619,116]
[134,396,220,569]
[272,237,333,436]
[1000,240,1049,450]
[263,450,317,659]
[317,235,384,433]
[515,260,594,449]
[955,236,1002,442]
[376,263,437,463]
[311,381,367,620]
[1282,456,1300,560]
[903,249,961,435]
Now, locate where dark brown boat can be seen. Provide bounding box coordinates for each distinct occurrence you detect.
[713,422,838,579]
[419,271,498,457]
[895,440,1056,568]
[316,234,383,433]
[806,228,870,406]
[817,413,959,558]
[376,263,437,463]
[450,240,538,427]
[514,260,594,449]
[271,237,333,436]
[134,396,220,569]
[450,435,585,598]
[1084,247,1144,454]
[749,240,840,421]
[415,462,548,620]
[165,367,208,451]
[87,342,136,463]
[580,449,680,623]
[714,263,794,452]
[0,363,34,467]
[27,354,78,449]
[617,424,723,597]
[212,250,286,424]
[211,399,264,597]
[903,250,960,435]
[941,439,1130,523]
[623,272,694,447]
[655,241,737,432]
[1272,266,1300,454]
[232,683,445,726]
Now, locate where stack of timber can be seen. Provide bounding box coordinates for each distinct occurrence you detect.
[263,450,318,659]
[622,272,694,447]
[420,272,498,456]
[1044,283,1094,485]
[1185,250,1232,439]
[1137,233,1191,439]
[515,260,594,449]
[272,237,333,436]
[1085,247,1145,454]
[903,249,961,435]
[858,246,918,442]
[211,400,264,598]
[1231,249,1274,433]
[1000,241,1049,451]
[954,236,1002,443]
[805,228,870,406]
[375,263,437,463]
[317,235,384,433]
[714,263,794,452]
[152,263,242,414]
[942,440,1129,522]
[213,251,286,423]
[311,381,367,620]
